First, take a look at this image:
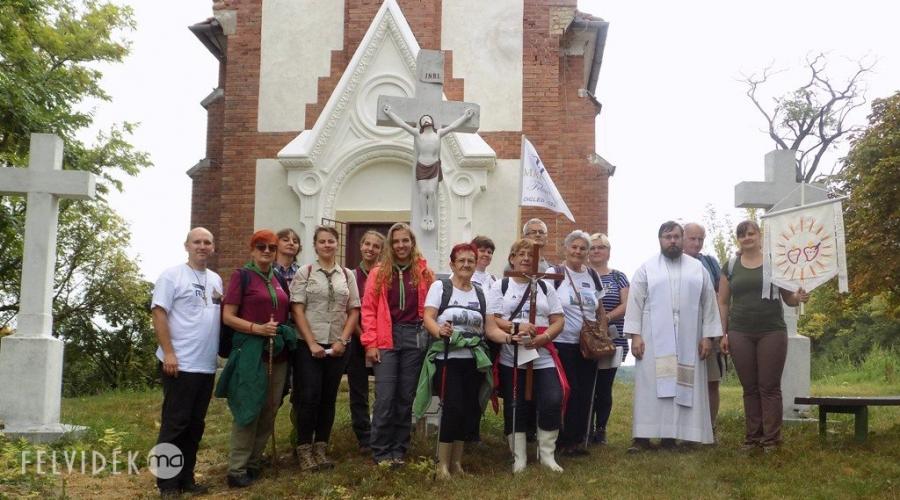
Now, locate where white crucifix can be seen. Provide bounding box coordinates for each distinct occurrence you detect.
[0,133,95,441]
[376,49,480,233]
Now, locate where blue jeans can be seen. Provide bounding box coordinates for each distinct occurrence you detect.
[499,364,562,434]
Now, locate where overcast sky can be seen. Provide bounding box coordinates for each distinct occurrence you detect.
[87,0,899,282]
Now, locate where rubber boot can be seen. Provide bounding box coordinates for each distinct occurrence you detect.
[507,433,527,473]
[313,441,334,469]
[536,428,564,472]
[297,444,318,472]
[450,441,465,475]
[435,442,452,480]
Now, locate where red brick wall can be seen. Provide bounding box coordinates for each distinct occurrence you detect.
[191,0,607,276]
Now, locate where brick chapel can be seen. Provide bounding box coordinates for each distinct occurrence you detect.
[188,0,611,275]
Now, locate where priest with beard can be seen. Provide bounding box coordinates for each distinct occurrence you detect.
[624,221,722,451]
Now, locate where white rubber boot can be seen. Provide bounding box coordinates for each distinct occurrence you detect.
[507,433,527,473]
[537,428,564,472]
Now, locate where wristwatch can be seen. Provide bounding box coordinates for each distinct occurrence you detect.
[340,337,351,346]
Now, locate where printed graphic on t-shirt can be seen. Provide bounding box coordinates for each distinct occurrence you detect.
[567,280,599,309]
[439,299,484,334]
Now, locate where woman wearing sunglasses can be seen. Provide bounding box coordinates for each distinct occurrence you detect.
[219,230,297,488]
[289,226,360,471]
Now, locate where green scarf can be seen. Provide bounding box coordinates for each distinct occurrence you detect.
[412,331,493,419]
[244,261,278,311]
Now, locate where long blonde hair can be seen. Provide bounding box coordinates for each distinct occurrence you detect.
[372,223,433,294]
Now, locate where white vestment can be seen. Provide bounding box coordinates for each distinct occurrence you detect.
[624,254,722,443]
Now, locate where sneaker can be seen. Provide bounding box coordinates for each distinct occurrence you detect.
[390,457,406,469]
[246,467,261,481]
[226,473,252,488]
[762,444,779,455]
[591,428,608,445]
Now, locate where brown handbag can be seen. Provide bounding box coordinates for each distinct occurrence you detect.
[565,268,616,359]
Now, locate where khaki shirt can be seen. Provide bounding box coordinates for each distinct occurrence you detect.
[290,263,361,344]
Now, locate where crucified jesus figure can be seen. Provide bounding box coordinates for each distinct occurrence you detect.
[383,104,475,231]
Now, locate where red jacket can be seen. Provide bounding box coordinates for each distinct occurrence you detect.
[360,259,433,350]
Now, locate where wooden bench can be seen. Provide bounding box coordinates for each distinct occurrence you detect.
[795,396,900,443]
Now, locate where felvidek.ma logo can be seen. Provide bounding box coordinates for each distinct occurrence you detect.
[20,442,183,478]
[147,443,183,479]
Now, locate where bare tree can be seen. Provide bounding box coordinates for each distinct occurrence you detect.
[741,53,874,183]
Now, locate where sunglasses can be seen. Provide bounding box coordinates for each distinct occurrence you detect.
[254,243,278,252]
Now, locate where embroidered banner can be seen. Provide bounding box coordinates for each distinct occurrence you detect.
[762,198,849,296]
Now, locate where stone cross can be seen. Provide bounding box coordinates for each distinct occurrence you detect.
[733,148,820,421]
[0,133,95,442]
[376,49,480,133]
[734,149,826,210]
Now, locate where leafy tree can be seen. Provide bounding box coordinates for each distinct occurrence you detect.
[838,92,900,315]
[0,0,154,394]
[741,53,873,183]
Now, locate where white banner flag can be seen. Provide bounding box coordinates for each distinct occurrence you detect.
[520,136,575,222]
[762,198,849,297]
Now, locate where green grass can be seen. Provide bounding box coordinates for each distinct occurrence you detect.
[2,372,899,499]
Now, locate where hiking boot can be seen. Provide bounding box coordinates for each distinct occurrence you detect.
[159,489,182,499]
[313,442,335,470]
[180,481,210,495]
[297,444,318,472]
[226,473,252,488]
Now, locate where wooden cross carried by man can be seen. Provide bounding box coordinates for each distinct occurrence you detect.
[504,244,562,399]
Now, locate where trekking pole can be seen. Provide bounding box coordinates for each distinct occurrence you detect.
[510,322,519,472]
[584,363,599,449]
[268,319,279,476]
[433,322,451,480]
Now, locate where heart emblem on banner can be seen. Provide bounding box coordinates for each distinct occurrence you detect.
[787,248,802,264]
[803,243,821,262]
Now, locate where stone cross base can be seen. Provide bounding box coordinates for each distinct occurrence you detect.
[782,334,812,420]
[0,336,85,443]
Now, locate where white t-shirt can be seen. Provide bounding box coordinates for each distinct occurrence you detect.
[471,270,496,290]
[555,266,602,344]
[487,279,563,369]
[424,281,485,360]
[152,264,223,374]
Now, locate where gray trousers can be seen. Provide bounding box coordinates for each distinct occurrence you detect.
[370,323,427,462]
[227,360,288,475]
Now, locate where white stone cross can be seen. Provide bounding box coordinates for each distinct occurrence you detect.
[376,49,480,133]
[0,133,97,337]
[0,133,94,442]
[734,149,826,210]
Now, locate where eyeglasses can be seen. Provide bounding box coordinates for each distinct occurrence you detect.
[524,229,547,236]
[254,243,278,252]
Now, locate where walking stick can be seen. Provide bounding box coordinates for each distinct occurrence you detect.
[268,333,279,476]
[433,324,451,480]
[584,363,599,449]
